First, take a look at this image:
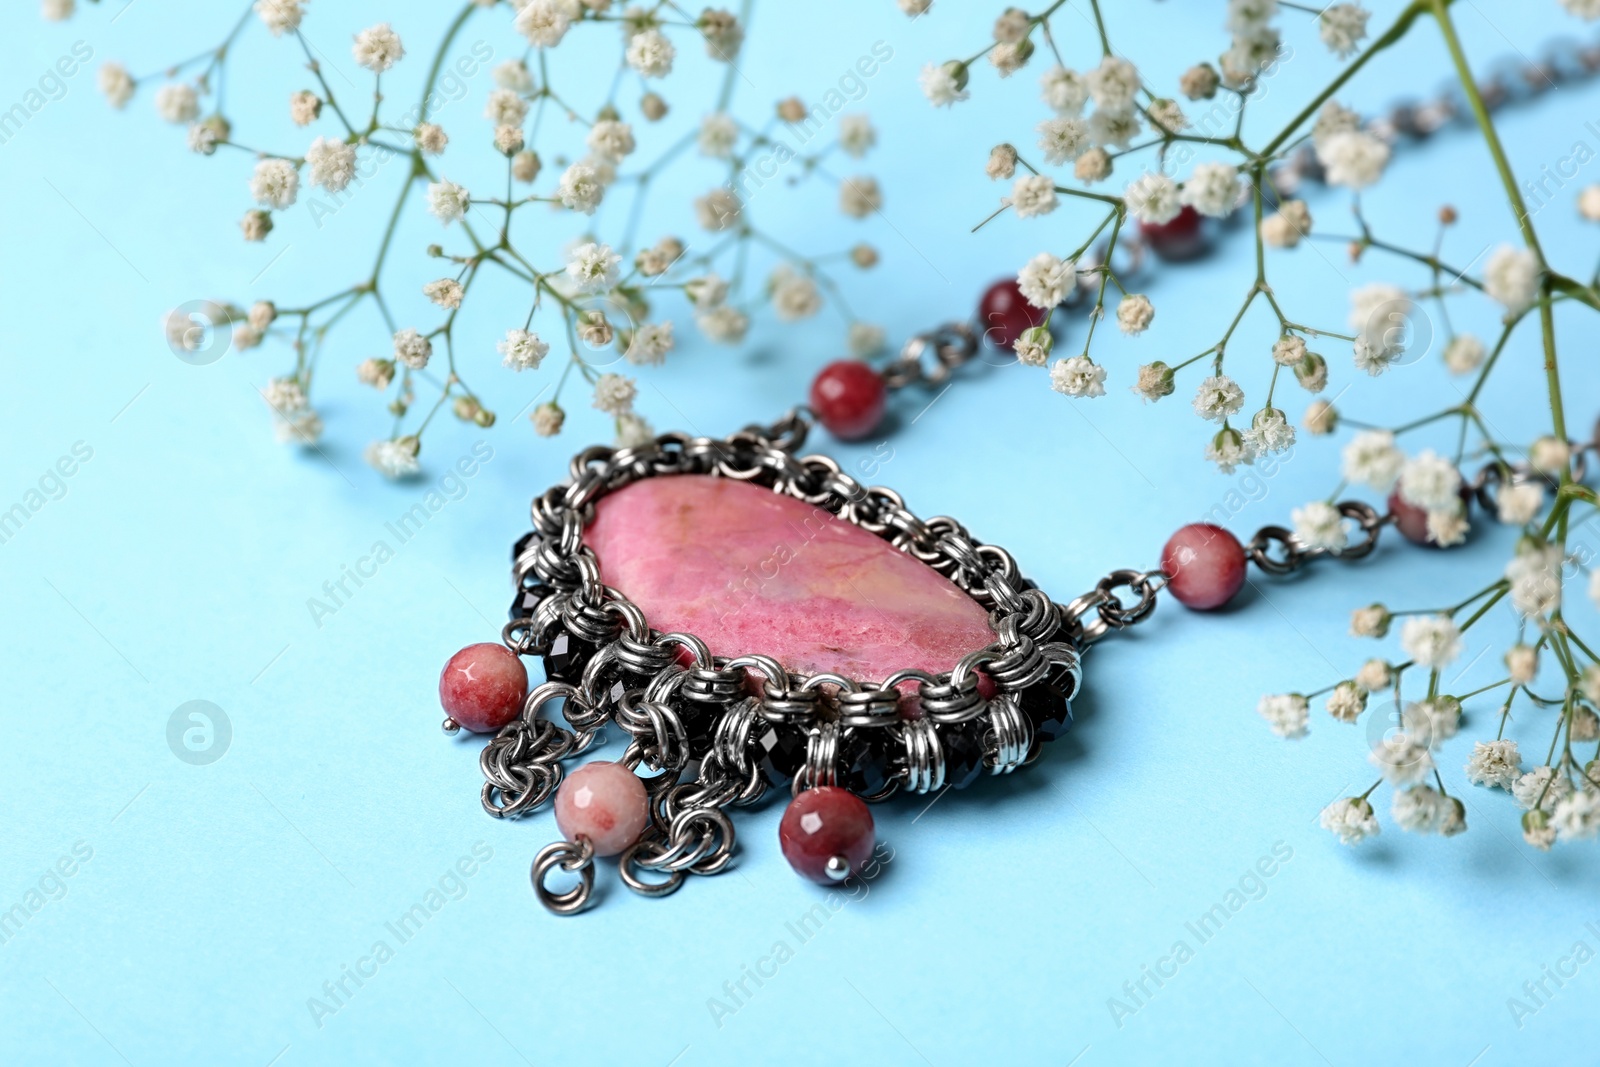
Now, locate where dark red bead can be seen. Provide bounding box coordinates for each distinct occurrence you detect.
[439,642,528,733]
[779,787,875,885]
[809,359,887,440]
[1386,487,1473,547]
[1138,205,1212,262]
[1161,523,1246,610]
[977,278,1050,350]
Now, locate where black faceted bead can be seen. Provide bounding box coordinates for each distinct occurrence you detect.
[752,723,808,787]
[840,729,893,796]
[1020,661,1077,744]
[511,530,538,563]
[543,630,592,684]
[678,701,718,757]
[942,721,986,790]
[508,584,552,621]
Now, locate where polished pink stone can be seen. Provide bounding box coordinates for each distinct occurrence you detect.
[554,761,650,856]
[1161,523,1246,610]
[587,475,995,683]
[779,787,875,884]
[439,643,528,733]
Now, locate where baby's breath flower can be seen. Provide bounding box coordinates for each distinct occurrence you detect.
[1341,429,1403,489]
[1317,130,1389,188]
[1040,66,1088,114]
[1403,696,1461,746]
[1074,147,1111,183]
[1192,375,1244,422]
[694,187,741,230]
[626,29,676,78]
[1037,117,1089,165]
[250,158,299,209]
[1483,244,1540,311]
[1580,184,1600,220]
[566,241,622,293]
[1350,603,1391,638]
[849,322,886,358]
[1049,356,1106,398]
[625,321,675,366]
[1426,505,1469,548]
[1016,252,1074,309]
[993,6,1030,43]
[254,0,303,36]
[1148,99,1186,134]
[986,143,1018,180]
[1398,450,1461,510]
[615,412,655,448]
[1132,362,1174,401]
[1089,108,1141,149]
[1013,326,1052,367]
[367,436,421,479]
[1465,740,1522,790]
[415,122,448,155]
[1086,55,1139,111]
[1257,693,1309,738]
[240,209,273,242]
[696,113,738,158]
[770,268,822,321]
[99,62,135,109]
[898,0,932,14]
[493,60,534,94]
[1010,174,1057,219]
[1505,541,1564,617]
[516,0,571,47]
[498,328,549,371]
[988,40,1034,78]
[1399,614,1462,669]
[426,179,470,224]
[531,402,565,437]
[352,24,405,74]
[1325,681,1366,723]
[1116,294,1154,335]
[1354,658,1391,691]
[1303,399,1337,434]
[592,373,637,415]
[1292,501,1346,551]
[1496,481,1543,525]
[696,305,749,344]
[494,125,525,155]
[1524,809,1556,850]
[1205,427,1249,474]
[290,90,322,127]
[839,114,876,158]
[1261,200,1311,247]
[1124,172,1181,225]
[485,88,529,128]
[423,279,462,309]
[1504,644,1538,686]
[698,9,744,59]
[306,136,357,193]
[840,176,883,218]
[41,0,74,20]
[1551,790,1600,841]
[1317,3,1370,58]
[557,162,603,214]
[1441,333,1484,374]
[1369,731,1434,786]
[1180,162,1239,217]
[357,358,395,389]
[1293,352,1327,392]
[1179,63,1220,100]
[1514,766,1571,811]
[1243,408,1294,456]
[1529,435,1571,475]
[511,149,540,182]
[1272,334,1306,367]
[1320,797,1379,844]
[919,61,969,107]
[393,328,432,370]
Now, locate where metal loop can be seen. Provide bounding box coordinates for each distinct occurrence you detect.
[532,838,595,915]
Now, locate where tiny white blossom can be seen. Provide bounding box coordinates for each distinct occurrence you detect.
[305,137,357,193]
[1505,644,1539,686]
[566,241,622,293]
[357,358,395,390]
[1016,252,1074,310]
[592,373,637,415]
[250,158,299,209]
[1292,500,1346,551]
[839,114,876,158]
[626,29,676,78]
[98,62,135,109]
[484,88,530,128]
[423,278,463,309]
[393,328,432,370]
[1261,200,1312,248]
[493,60,535,94]
[1529,435,1572,474]
[1085,55,1139,111]
[1341,429,1404,489]
[1350,604,1391,638]
[366,437,421,479]
[697,113,738,158]
[1124,172,1181,224]
[685,273,728,309]
[1320,797,1379,845]
[1257,693,1309,738]
[254,0,303,36]
[1242,408,1295,457]
[516,0,571,47]
[1402,696,1461,747]
[1465,740,1522,790]
[1325,680,1366,724]
[615,412,655,449]
[1398,614,1462,669]
[1272,335,1307,367]
[1088,108,1141,150]
[1205,428,1249,474]
[1505,541,1564,617]
[625,321,675,365]
[1013,326,1052,367]
[1398,450,1461,510]
[849,322,886,358]
[1551,789,1600,841]
[919,62,969,107]
[696,305,750,344]
[1580,183,1600,220]
[352,24,405,74]
[1180,162,1241,218]
[1317,3,1370,58]
[1441,333,1484,374]
[771,268,822,321]
[1497,481,1544,526]
[1116,294,1153,335]
[415,123,448,155]
[1317,130,1389,188]
[531,402,565,437]
[1483,244,1540,311]
[1392,786,1463,835]
[694,187,742,230]
[498,328,549,371]
[1049,356,1106,398]
[1369,731,1434,787]
[1427,506,1469,548]
[1040,66,1088,114]
[155,82,199,124]
[1354,658,1391,691]
[840,176,883,218]
[427,179,471,223]
[1010,174,1057,219]
[1514,766,1572,811]
[1192,375,1244,422]
[1037,116,1090,165]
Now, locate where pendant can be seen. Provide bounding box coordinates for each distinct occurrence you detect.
[442,411,1163,914]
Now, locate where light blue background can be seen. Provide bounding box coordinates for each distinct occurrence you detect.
[3,1,1599,1064]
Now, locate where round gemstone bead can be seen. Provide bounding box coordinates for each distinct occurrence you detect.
[1161,523,1247,611]
[1137,205,1212,262]
[779,787,875,885]
[1387,487,1472,547]
[809,360,887,440]
[977,278,1049,350]
[438,643,528,734]
[554,761,650,857]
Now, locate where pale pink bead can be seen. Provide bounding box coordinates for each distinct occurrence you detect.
[1161,523,1246,610]
[554,762,649,856]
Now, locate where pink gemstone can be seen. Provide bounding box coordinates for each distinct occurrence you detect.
[554,761,650,856]
[586,475,995,683]
[1387,487,1471,547]
[1138,205,1212,262]
[439,642,528,733]
[1161,523,1246,610]
[779,787,875,884]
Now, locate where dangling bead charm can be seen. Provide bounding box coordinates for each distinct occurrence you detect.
[554,761,650,857]
[809,360,887,440]
[439,642,528,734]
[779,787,875,885]
[1161,523,1246,610]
